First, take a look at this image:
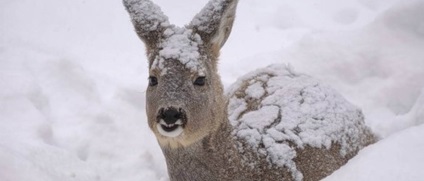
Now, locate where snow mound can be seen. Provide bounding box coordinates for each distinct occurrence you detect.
[323,124,424,181]
[227,64,374,180]
[410,89,424,125]
[0,143,99,181]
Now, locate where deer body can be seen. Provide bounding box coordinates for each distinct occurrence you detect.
[123,0,376,180]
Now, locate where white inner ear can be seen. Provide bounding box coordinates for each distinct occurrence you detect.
[211,25,229,48]
[211,21,234,48]
[211,2,237,48]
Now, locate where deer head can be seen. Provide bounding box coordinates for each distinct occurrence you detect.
[124,0,238,148]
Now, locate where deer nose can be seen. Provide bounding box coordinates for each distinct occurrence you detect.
[160,107,182,125]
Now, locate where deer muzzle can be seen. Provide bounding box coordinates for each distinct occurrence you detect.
[156,107,187,138]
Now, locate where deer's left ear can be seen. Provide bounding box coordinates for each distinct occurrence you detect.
[189,0,239,53]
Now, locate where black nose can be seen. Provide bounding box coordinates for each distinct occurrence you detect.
[160,108,182,125]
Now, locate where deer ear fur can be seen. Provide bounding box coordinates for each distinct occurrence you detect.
[123,0,171,51]
[189,0,239,52]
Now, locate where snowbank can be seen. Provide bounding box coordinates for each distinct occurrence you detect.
[324,124,424,181]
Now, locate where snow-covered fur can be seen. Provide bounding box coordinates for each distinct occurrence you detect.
[123,0,376,180]
[227,65,376,180]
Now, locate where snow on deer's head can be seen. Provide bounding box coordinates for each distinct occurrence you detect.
[124,0,238,148]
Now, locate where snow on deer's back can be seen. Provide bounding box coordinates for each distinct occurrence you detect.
[227,64,376,180]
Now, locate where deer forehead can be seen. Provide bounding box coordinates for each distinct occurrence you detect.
[150,27,207,76]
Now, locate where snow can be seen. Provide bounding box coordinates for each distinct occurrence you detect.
[1,0,424,181]
[125,0,205,74]
[227,64,373,180]
[152,27,204,75]
[123,0,170,32]
[323,124,424,181]
[190,0,230,33]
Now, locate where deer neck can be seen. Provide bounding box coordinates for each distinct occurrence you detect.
[162,117,242,180]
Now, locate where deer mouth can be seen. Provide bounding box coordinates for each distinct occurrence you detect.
[156,107,187,138]
[157,119,185,137]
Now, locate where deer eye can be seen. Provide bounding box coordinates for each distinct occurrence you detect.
[149,76,158,86]
[194,76,206,86]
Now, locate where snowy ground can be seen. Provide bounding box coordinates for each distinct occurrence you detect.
[1,0,423,180]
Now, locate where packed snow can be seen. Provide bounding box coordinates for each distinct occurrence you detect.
[227,64,374,180]
[152,27,204,75]
[1,0,423,181]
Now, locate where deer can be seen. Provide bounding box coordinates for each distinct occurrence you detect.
[123,0,377,180]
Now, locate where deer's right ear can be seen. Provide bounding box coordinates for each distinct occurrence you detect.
[123,0,170,52]
[189,0,239,55]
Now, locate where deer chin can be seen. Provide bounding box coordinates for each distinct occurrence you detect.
[155,119,212,149]
[156,119,184,138]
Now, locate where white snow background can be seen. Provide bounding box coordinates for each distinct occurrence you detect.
[1,0,424,180]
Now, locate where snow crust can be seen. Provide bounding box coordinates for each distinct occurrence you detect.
[151,27,204,75]
[227,64,371,180]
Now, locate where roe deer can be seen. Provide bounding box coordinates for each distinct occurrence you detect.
[123,0,376,180]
